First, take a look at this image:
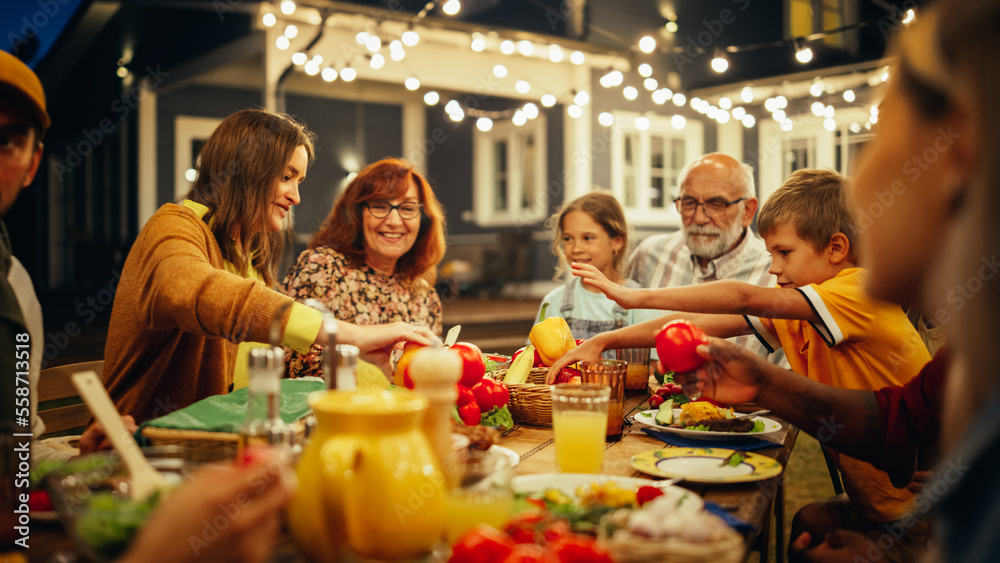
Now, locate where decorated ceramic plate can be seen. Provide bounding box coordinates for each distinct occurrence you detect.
[632,409,782,441]
[630,448,784,483]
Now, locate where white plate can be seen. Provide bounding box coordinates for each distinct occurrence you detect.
[491,445,520,467]
[632,409,782,441]
[512,473,703,511]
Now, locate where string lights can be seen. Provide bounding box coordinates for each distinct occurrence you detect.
[259,0,913,134]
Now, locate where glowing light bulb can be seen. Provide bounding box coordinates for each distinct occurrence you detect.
[810,81,824,97]
[322,67,338,82]
[824,118,836,131]
[671,115,686,130]
[548,45,564,63]
[285,25,298,38]
[493,64,508,78]
[470,33,486,52]
[711,50,729,73]
[570,51,585,65]
[423,91,440,105]
[517,40,534,56]
[304,61,320,75]
[280,0,295,15]
[405,77,420,91]
[523,103,539,119]
[340,67,357,81]
[366,35,382,53]
[638,35,656,54]
[811,101,825,116]
[477,118,493,132]
[574,90,590,106]
[742,114,756,128]
[276,36,290,50]
[442,0,461,16]
[638,63,652,78]
[369,53,385,69]
[540,94,557,107]
[513,110,527,126]
[843,89,856,103]
[516,80,531,94]
[401,30,419,47]
[635,116,650,130]
[567,104,583,119]
[262,13,276,27]
[672,93,686,106]
[598,112,614,127]
[644,77,658,91]
[741,86,754,103]
[623,86,638,100]
[500,40,515,55]
[291,52,307,65]
[731,107,746,120]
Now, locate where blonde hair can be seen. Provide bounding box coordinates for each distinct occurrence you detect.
[757,169,857,258]
[547,192,629,280]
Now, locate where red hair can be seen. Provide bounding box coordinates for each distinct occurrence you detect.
[309,158,446,283]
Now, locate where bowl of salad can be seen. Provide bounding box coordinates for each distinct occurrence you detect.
[43,446,195,562]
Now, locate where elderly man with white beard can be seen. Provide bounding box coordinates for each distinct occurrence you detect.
[626,153,781,361]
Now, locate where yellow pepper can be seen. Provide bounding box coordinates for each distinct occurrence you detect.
[529,302,576,366]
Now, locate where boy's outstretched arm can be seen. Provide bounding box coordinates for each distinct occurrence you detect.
[575,261,818,323]
[545,312,747,381]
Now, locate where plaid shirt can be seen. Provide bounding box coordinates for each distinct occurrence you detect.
[626,228,784,362]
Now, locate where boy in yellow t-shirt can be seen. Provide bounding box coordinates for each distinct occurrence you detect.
[561,169,930,551]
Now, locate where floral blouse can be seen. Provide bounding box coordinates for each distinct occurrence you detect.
[281,247,443,378]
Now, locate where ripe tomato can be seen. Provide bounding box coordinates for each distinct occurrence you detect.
[452,342,487,388]
[28,490,53,512]
[394,341,426,389]
[655,320,708,373]
[472,377,509,411]
[636,485,665,506]
[553,367,581,385]
[501,544,557,563]
[449,524,515,563]
[458,402,481,426]
[549,536,614,563]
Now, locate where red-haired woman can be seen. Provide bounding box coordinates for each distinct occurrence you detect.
[282,158,447,378]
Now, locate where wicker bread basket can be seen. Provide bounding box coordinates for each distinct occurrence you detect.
[488,368,552,426]
[141,418,310,462]
[598,508,744,563]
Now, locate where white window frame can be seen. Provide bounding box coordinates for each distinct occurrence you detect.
[758,107,870,202]
[472,115,548,228]
[610,111,703,227]
[174,115,223,201]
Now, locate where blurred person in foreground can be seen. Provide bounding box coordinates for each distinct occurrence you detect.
[281,157,446,380]
[684,1,1000,560]
[0,50,132,464]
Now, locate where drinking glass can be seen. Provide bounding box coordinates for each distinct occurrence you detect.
[550,383,611,473]
[579,359,628,441]
[443,448,514,543]
[614,347,652,392]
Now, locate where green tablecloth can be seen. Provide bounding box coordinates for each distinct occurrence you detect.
[140,378,326,435]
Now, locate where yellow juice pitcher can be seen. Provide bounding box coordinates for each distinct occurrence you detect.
[287,389,446,561]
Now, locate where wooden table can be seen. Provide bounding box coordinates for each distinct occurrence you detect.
[497,394,799,561]
[22,395,798,563]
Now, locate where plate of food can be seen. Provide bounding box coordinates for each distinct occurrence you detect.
[630,447,784,483]
[632,401,781,441]
[512,474,702,535]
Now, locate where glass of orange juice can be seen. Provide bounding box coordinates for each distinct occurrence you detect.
[550,383,611,473]
[444,448,515,544]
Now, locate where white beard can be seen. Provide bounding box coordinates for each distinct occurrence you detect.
[683,220,745,260]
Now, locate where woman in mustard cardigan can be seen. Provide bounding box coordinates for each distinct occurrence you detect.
[103,109,435,423]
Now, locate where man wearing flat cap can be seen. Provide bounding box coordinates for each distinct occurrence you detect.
[0,49,48,443]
